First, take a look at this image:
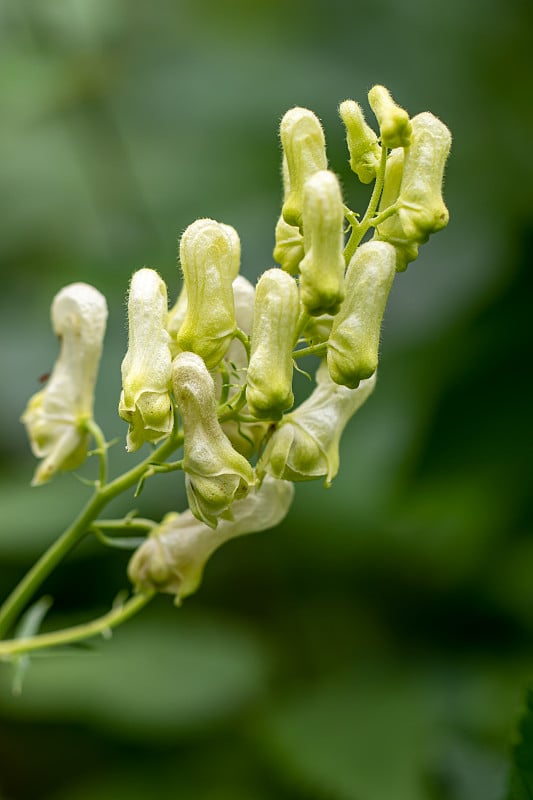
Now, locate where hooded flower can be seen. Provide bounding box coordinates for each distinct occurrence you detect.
[327,241,396,389]
[280,107,328,228]
[119,268,173,452]
[128,475,294,601]
[173,351,254,528]
[21,282,108,485]
[299,170,345,316]
[176,218,239,369]
[258,361,376,486]
[246,268,300,420]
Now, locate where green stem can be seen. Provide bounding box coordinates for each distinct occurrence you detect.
[92,517,156,532]
[293,342,327,360]
[233,328,251,360]
[0,591,154,658]
[344,145,388,264]
[0,429,183,639]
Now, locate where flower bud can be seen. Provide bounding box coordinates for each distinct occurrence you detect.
[128,476,294,601]
[368,85,411,149]
[338,100,381,184]
[21,283,108,485]
[273,215,305,275]
[176,218,239,369]
[280,107,328,228]
[396,112,451,242]
[374,148,419,271]
[246,269,300,420]
[327,241,396,388]
[119,269,173,452]
[258,361,376,485]
[173,352,254,528]
[299,170,345,316]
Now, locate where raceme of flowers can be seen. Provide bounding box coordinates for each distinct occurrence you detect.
[21,85,451,603]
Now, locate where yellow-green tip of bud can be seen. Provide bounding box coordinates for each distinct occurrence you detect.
[177,218,239,370]
[246,269,300,420]
[280,107,327,228]
[368,85,411,149]
[21,282,108,485]
[338,100,381,184]
[119,268,173,452]
[300,170,345,316]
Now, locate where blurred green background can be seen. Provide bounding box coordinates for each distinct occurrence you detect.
[0,0,532,798]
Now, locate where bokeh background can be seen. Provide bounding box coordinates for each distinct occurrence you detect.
[0,1,532,798]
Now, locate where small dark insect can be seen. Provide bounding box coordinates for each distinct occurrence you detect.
[38,373,50,384]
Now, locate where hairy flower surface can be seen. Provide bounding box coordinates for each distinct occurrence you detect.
[299,169,345,316]
[21,283,108,485]
[176,218,239,369]
[368,85,411,149]
[119,268,173,452]
[280,107,328,228]
[246,269,300,420]
[327,241,396,389]
[339,99,381,184]
[173,351,254,528]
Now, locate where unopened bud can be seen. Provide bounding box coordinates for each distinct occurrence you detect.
[280,107,327,228]
[119,269,173,452]
[396,112,451,241]
[328,241,396,388]
[258,361,376,485]
[368,85,411,149]
[273,215,304,275]
[246,269,299,420]
[374,148,419,271]
[173,352,254,528]
[339,100,381,184]
[21,283,108,485]
[128,476,294,601]
[177,218,239,369]
[299,170,345,316]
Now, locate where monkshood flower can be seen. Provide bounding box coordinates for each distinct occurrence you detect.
[280,107,328,228]
[246,268,300,420]
[338,99,381,184]
[368,85,411,149]
[375,113,451,271]
[327,241,396,389]
[299,170,345,316]
[374,148,419,271]
[257,361,376,486]
[172,351,254,528]
[119,268,173,452]
[273,214,305,275]
[128,476,294,601]
[176,218,239,369]
[21,283,108,485]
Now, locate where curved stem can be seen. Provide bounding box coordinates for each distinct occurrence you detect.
[0,429,184,639]
[233,328,251,360]
[293,342,327,360]
[0,591,154,658]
